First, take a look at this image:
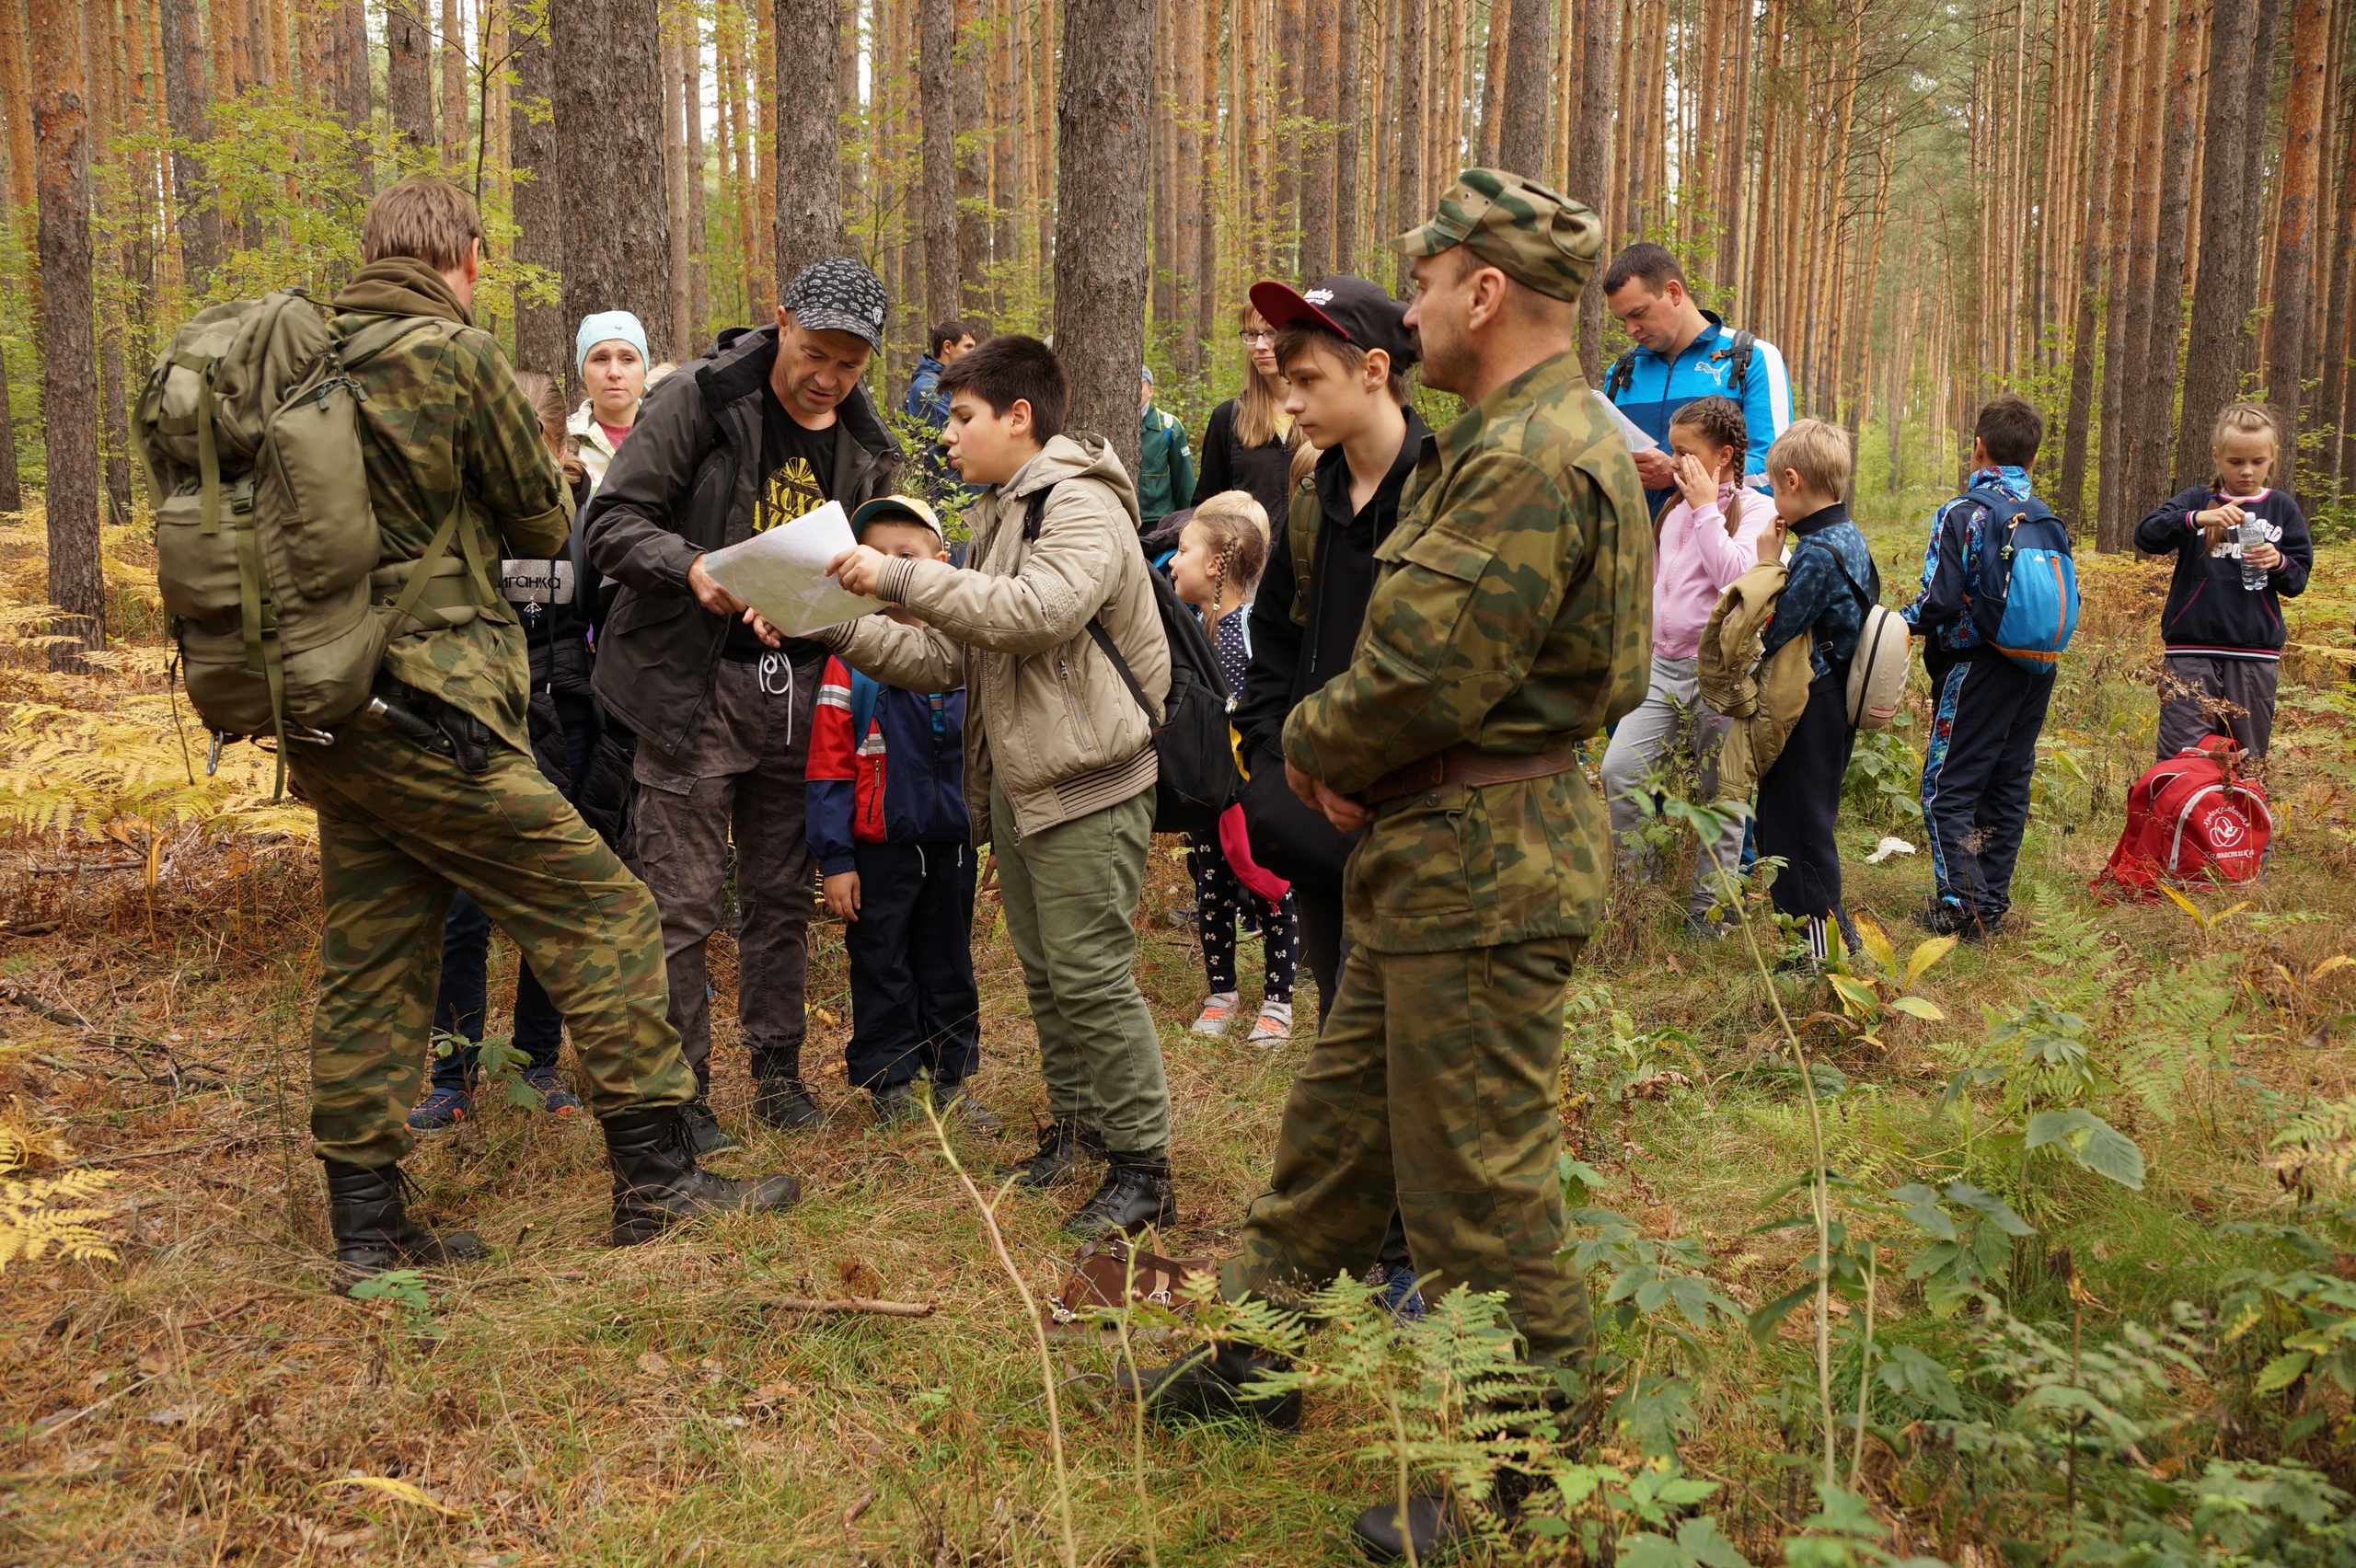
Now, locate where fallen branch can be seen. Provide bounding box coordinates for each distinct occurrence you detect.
[26,860,144,875]
[63,1138,237,1170]
[771,1295,934,1318]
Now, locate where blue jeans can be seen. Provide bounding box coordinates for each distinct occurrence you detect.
[427,710,598,1093]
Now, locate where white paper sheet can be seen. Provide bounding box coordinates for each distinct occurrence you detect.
[697,501,883,637]
[1592,390,1661,453]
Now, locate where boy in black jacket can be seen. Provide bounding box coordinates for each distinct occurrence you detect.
[2133,400,2313,760]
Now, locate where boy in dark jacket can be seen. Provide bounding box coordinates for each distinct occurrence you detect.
[1755,420,1877,964]
[2133,400,2313,760]
[1900,395,2057,940]
[808,496,996,1132]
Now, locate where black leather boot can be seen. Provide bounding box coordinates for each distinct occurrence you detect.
[1350,1467,1537,1562]
[1001,1119,1105,1188]
[322,1160,487,1282]
[1116,1340,1302,1429]
[750,1047,826,1132]
[1063,1152,1178,1239]
[604,1103,803,1246]
[680,1095,739,1156]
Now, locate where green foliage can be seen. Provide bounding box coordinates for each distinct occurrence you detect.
[349,1268,438,1338]
[1937,998,2149,1197]
[1843,715,1924,826]
[1565,985,1704,1108]
[430,1029,542,1111]
[1783,1482,1952,1568]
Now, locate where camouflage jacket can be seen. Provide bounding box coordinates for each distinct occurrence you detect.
[1281,349,1651,952]
[329,259,571,755]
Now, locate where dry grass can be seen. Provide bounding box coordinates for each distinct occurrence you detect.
[2,519,2352,1565]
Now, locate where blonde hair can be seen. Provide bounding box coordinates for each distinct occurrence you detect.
[2210,401,2280,490]
[513,370,587,491]
[1234,304,1305,453]
[1763,419,1854,500]
[361,175,483,271]
[1189,490,1272,613]
[1289,437,1322,490]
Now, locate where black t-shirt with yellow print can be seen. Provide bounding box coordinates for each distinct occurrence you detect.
[722,386,838,661]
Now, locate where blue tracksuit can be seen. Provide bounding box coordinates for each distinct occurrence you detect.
[1902,467,2055,921]
[903,353,951,430]
[1605,310,1793,503]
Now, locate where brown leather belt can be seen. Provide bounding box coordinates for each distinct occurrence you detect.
[1361,734,1588,805]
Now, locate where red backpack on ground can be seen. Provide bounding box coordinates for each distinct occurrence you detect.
[2093,734,2272,899]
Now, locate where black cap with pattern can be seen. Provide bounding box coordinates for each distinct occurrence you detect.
[782,256,891,350]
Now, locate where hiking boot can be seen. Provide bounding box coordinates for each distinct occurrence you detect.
[602,1104,802,1246]
[405,1085,472,1133]
[1063,1153,1178,1239]
[872,1079,922,1128]
[1350,1469,1536,1563]
[750,1047,827,1130]
[1002,1119,1105,1189]
[322,1159,487,1283]
[933,1080,1004,1135]
[1913,897,1980,939]
[1117,1341,1302,1430]
[680,1096,739,1157]
[520,1067,583,1117]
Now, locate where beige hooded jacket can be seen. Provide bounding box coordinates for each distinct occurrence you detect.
[818,432,1171,844]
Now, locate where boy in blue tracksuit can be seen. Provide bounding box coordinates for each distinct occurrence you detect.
[1900,395,2055,940]
[1600,242,1793,508]
[808,496,995,1130]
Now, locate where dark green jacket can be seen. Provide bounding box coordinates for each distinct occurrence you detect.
[1137,403,1195,529]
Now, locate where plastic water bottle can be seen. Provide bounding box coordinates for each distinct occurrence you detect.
[2239,515,2269,590]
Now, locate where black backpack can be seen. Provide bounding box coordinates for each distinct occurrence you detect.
[1025,487,1240,835]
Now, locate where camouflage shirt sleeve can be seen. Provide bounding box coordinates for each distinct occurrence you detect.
[456,329,571,557]
[1281,446,1575,794]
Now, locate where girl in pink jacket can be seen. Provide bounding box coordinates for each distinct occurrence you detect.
[1600,396,1780,935]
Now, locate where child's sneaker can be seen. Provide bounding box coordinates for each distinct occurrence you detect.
[1189,993,1240,1037]
[1375,1262,1427,1322]
[1245,1001,1293,1047]
[520,1068,583,1116]
[407,1086,471,1132]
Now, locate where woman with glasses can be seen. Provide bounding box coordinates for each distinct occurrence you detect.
[1193,305,1306,529]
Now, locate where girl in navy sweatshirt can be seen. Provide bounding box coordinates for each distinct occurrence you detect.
[2132,401,2313,759]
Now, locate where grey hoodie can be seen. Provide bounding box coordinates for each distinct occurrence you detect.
[817,432,1171,843]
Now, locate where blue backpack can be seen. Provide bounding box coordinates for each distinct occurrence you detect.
[1965,485,2078,674]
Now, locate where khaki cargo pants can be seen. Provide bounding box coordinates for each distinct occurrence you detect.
[1221,934,1595,1369]
[292,713,694,1170]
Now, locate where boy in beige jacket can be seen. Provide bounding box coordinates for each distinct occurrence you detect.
[823,335,1177,1239]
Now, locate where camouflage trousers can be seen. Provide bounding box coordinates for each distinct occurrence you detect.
[1220,934,1595,1368]
[291,711,695,1169]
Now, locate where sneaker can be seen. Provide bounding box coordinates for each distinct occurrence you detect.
[406,1086,472,1133]
[680,1096,739,1158]
[520,1068,583,1117]
[1245,1001,1293,1047]
[933,1080,1004,1135]
[872,1080,922,1128]
[1063,1155,1178,1239]
[1190,993,1240,1037]
[1375,1262,1427,1322]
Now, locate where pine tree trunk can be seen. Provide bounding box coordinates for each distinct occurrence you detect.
[1174,0,1203,363]
[32,0,100,662]
[1276,0,1301,272]
[686,18,709,339]
[2327,60,2356,494]
[2136,0,2201,514]
[2238,0,2285,386]
[2057,0,2125,531]
[440,0,465,164]
[1393,0,1424,291]
[1571,0,1613,380]
[2172,0,2257,490]
[992,0,1019,313]
[339,0,372,143]
[1297,4,1334,282]
[2269,0,2330,501]
[388,2,433,151]
[1054,0,1152,474]
[1194,0,1219,352]
[955,0,987,306]
[1496,0,1552,176]
[157,0,215,289]
[772,0,844,292]
[664,13,692,355]
[2096,0,2154,552]
[553,0,677,369]
[0,0,34,246]
[918,0,958,332]
[510,6,564,380]
[1334,0,1360,274]
[0,343,17,512]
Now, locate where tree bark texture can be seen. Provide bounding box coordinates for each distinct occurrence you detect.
[1334,0,1360,274]
[2136,0,2200,514]
[1393,0,1425,292]
[157,0,217,288]
[2173,0,2258,491]
[510,11,565,382]
[955,0,988,308]
[1570,0,1614,382]
[1496,0,1553,177]
[1054,0,1152,477]
[664,15,693,357]
[2056,0,2126,532]
[772,0,846,293]
[32,0,102,660]
[1298,7,1334,282]
[553,0,676,370]
[387,2,433,152]
[2267,0,2329,499]
[440,0,466,164]
[918,0,959,333]
[0,343,19,513]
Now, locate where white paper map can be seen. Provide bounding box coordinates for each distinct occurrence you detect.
[697,501,883,637]
[1591,390,1661,453]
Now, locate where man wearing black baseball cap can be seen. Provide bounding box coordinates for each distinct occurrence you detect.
[583,255,903,1148]
[1223,274,1434,1310]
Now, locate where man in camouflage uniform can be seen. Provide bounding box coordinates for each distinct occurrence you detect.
[1127,170,1651,1562]
[290,177,799,1278]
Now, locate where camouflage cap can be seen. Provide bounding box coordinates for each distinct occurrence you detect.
[1393,168,1603,303]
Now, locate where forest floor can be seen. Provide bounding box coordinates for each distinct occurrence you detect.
[2,506,2354,1567]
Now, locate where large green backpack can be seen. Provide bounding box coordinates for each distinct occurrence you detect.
[134,291,485,786]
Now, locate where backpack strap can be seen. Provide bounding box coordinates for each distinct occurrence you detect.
[1727,329,1755,396]
[1022,481,1057,541]
[1084,617,1160,730]
[1605,351,1636,400]
[1288,476,1318,627]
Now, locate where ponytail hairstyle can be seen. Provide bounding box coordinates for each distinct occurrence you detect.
[1234,304,1306,454]
[2206,401,2281,548]
[1188,489,1272,619]
[513,370,588,491]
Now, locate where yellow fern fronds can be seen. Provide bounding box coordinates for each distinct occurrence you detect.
[0,1130,118,1273]
[2269,1096,2356,1194]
